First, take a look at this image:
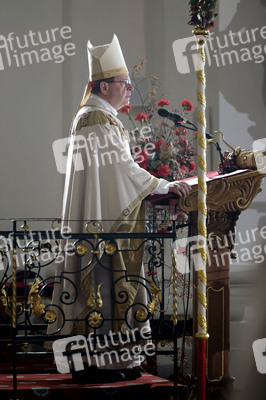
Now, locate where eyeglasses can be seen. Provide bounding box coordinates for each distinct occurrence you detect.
[109,79,132,87]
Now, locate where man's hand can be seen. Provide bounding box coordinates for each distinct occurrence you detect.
[168,181,192,197]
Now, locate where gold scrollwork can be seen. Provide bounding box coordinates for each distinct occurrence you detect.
[86,221,104,234]
[51,219,61,231]
[0,276,12,319]
[96,284,103,308]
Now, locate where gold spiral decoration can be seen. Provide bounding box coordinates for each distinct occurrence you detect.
[199,45,205,62]
[194,31,209,344]
[198,270,207,286]
[198,247,207,263]
[197,288,207,308]
[198,133,207,150]
[198,220,207,238]
[198,198,207,216]
[197,310,207,331]
[197,155,207,172]
[198,178,207,195]
[197,70,205,86]
[197,110,206,128]
[197,89,206,107]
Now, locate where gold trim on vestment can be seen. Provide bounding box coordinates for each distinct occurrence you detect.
[112,202,146,333]
[74,108,126,139]
[110,177,159,233]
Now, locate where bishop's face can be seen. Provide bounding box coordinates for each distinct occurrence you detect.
[103,74,134,110]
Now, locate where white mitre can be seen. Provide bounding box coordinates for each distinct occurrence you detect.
[87,34,128,81]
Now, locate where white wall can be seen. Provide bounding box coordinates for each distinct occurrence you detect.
[217,0,266,395]
[0,0,65,218]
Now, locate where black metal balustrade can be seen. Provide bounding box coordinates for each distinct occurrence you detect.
[0,216,192,399]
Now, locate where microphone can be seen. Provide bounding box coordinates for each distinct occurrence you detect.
[157,108,215,140]
[158,109,226,174]
[158,109,194,126]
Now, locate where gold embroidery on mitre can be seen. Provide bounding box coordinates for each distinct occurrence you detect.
[92,67,128,82]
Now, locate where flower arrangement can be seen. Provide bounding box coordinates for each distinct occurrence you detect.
[120,60,196,182]
[188,0,218,30]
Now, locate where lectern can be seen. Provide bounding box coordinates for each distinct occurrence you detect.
[148,158,266,392]
[178,168,265,385]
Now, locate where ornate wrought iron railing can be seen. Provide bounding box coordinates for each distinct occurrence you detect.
[0,216,192,397]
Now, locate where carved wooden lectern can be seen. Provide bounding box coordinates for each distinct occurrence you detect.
[177,168,265,385]
[148,153,266,391]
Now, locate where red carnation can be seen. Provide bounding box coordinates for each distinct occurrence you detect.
[181,99,193,112]
[120,104,132,114]
[157,99,170,108]
[180,127,188,136]
[157,163,170,178]
[139,159,148,169]
[154,140,165,150]
[188,161,196,172]
[135,113,149,123]
[180,165,187,175]
[157,228,168,233]
[178,137,188,147]
[136,149,148,169]
[136,149,148,161]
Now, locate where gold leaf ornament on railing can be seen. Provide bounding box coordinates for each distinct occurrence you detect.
[87,283,103,309]
[147,275,162,314]
[27,279,57,323]
[27,278,45,319]
[0,276,12,319]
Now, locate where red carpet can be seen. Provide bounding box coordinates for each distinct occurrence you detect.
[0,371,189,400]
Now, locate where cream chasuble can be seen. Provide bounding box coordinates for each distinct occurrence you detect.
[48,94,163,337]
